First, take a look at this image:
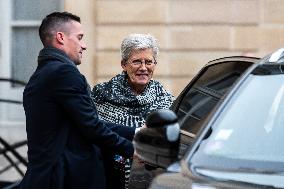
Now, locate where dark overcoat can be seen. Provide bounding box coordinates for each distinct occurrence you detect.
[19,47,135,189]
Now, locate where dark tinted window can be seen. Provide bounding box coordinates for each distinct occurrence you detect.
[177,61,252,134]
[179,91,218,134]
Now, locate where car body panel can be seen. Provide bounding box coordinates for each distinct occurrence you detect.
[144,55,284,188]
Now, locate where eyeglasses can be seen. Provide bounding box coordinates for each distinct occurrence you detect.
[128,58,157,67]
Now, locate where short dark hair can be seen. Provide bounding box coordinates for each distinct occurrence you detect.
[39,12,81,46]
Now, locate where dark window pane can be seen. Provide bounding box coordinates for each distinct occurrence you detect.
[195,61,251,94]
[177,61,252,135]
[179,92,218,134]
[12,27,42,83]
[13,0,61,20]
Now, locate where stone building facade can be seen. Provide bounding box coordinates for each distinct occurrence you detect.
[82,0,284,96]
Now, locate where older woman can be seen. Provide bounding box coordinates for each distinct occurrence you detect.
[92,34,174,189]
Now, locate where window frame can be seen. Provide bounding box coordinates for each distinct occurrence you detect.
[171,56,259,138]
[173,57,259,157]
[0,0,64,122]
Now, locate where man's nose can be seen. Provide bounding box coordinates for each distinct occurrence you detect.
[81,41,87,50]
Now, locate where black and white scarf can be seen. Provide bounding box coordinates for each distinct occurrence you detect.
[92,73,174,189]
[91,72,174,128]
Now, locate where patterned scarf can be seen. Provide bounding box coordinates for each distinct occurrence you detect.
[91,72,174,128]
[92,73,174,189]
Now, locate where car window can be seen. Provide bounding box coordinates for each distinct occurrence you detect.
[176,61,254,135]
[191,72,284,185]
[201,74,284,163]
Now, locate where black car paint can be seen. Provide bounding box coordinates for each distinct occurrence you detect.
[148,56,284,188]
[134,56,265,189]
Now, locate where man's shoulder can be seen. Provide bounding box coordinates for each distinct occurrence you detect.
[34,59,84,89]
[46,60,77,71]
[39,60,80,80]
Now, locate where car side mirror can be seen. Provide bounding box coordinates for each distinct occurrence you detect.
[134,109,180,168]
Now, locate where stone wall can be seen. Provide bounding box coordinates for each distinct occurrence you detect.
[74,0,284,96]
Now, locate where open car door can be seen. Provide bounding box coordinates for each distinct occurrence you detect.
[170,56,260,157]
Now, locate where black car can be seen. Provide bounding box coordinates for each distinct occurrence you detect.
[134,53,284,188]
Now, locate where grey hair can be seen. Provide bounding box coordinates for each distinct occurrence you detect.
[120,34,159,61]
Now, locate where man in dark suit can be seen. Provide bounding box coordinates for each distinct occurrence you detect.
[19,12,136,189]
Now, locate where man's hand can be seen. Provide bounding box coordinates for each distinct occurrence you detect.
[133,151,144,164]
[141,124,147,129]
[135,124,147,133]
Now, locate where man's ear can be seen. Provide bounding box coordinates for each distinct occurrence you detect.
[55,32,65,45]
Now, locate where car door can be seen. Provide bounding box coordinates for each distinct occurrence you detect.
[170,56,259,157]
